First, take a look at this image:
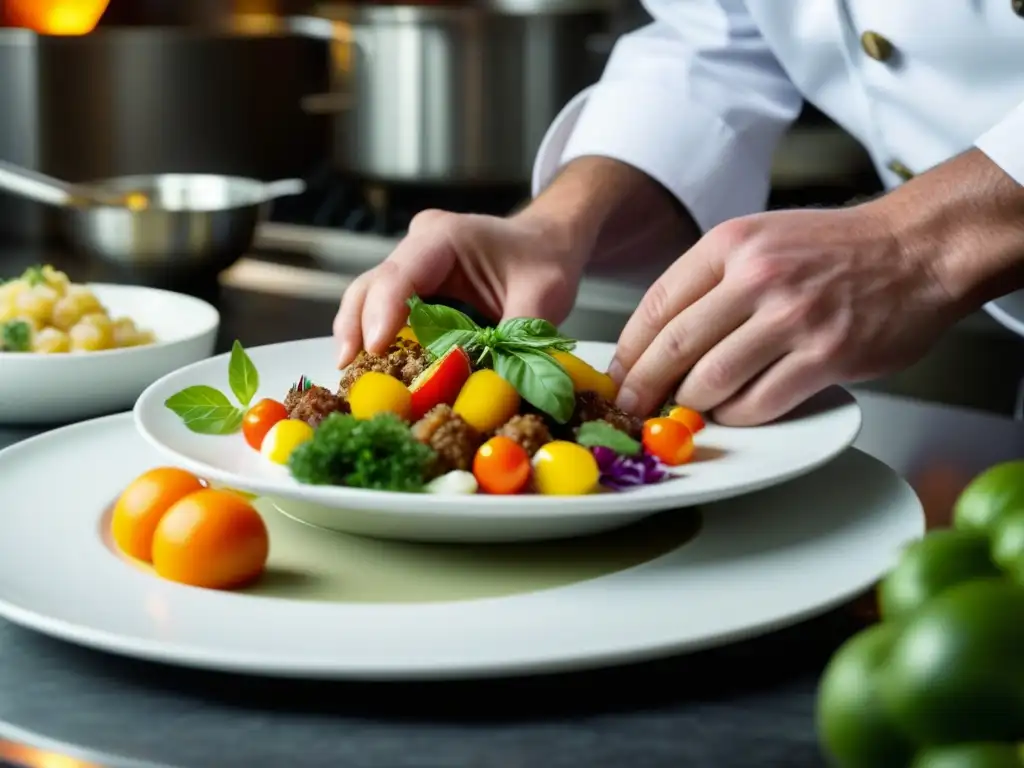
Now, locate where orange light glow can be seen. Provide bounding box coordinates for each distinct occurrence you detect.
[3,0,111,36]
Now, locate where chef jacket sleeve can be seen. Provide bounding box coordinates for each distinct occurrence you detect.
[531,0,803,234]
[975,101,1024,186]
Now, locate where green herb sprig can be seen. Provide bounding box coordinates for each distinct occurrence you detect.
[164,340,260,434]
[0,320,32,352]
[406,296,578,423]
[575,421,641,456]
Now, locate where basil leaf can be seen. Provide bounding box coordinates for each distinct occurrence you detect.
[164,385,245,435]
[493,347,575,424]
[425,328,480,359]
[497,317,561,340]
[406,295,479,349]
[228,340,259,407]
[497,336,576,352]
[0,320,31,352]
[576,420,641,456]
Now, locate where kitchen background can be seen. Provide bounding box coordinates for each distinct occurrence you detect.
[2,0,1022,416]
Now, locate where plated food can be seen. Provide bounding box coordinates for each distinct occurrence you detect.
[0,280,219,425]
[111,466,269,591]
[162,297,706,497]
[0,264,155,353]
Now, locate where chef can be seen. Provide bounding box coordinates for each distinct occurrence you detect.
[335,0,1024,426]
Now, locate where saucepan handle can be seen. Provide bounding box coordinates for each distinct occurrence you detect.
[261,179,307,200]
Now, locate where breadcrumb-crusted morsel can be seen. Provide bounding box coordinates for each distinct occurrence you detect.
[287,384,350,429]
[495,414,552,457]
[570,391,644,439]
[337,339,430,397]
[411,404,483,477]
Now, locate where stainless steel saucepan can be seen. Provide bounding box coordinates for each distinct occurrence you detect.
[0,161,305,271]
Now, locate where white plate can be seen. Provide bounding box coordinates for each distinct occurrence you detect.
[0,413,923,680]
[0,284,219,425]
[134,338,863,543]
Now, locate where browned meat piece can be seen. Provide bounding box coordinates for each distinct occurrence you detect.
[337,339,430,396]
[287,384,350,428]
[412,404,483,477]
[571,391,644,439]
[495,414,552,457]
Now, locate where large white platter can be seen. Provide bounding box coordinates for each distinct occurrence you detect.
[134,337,862,543]
[1,283,219,425]
[0,413,922,680]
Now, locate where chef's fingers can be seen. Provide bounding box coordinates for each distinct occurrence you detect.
[675,308,795,413]
[334,272,372,367]
[712,349,834,427]
[610,245,723,386]
[360,225,457,355]
[614,282,751,417]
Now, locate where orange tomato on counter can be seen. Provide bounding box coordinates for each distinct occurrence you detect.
[152,489,269,590]
[642,417,694,467]
[242,398,289,451]
[110,467,206,562]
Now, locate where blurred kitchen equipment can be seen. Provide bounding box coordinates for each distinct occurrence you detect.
[58,174,306,273]
[309,0,615,185]
[0,159,150,208]
[0,22,331,243]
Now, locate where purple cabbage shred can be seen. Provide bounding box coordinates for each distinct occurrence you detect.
[591,446,669,490]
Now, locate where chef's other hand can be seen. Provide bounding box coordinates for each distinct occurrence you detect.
[610,205,958,426]
[334,209,585,367]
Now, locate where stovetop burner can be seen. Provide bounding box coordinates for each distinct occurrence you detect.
[269,166,529,236]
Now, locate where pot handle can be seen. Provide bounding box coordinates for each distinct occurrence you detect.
[261,178,307,200]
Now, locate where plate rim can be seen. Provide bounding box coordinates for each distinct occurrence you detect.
[0,412,921,681]
[132,337,864,516]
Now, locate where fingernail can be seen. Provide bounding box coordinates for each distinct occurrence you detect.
[608,360,625,384]
[616,387,639,414]
[337,342,353,368]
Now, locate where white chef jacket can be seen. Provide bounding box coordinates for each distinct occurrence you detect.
[531,0,1024,236]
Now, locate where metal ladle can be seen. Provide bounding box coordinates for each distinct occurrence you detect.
[0,160,152,209]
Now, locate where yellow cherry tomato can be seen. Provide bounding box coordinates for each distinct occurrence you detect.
[261,419,315,465]
[348,371,413,421]
[396,326,419,344]
[532,441,600,496]
[452,369,520,433]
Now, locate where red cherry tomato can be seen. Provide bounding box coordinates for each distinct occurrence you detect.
[667,406,706,435]
[472,436,531,495]
[242,398,289,451]
[642,417,694,466]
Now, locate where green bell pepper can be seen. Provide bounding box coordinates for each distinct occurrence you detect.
[816,461,1024,768]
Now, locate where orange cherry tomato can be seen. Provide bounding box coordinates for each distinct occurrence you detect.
[667,406,706,435]
[152,489,270,590]
[111,467,206,563]
[243,398,289,451]
[642,417,694,466]
[472,436,531,495]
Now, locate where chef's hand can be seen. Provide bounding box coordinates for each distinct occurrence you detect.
[334,208,586,366]
[610,204,959,426]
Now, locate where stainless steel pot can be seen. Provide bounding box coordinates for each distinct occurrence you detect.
[0,22,331,244]
[309,0,615,185]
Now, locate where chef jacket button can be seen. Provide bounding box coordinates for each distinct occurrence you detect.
[1013,0,1024,17]
[861,31,895,62]
[887,160,915,181]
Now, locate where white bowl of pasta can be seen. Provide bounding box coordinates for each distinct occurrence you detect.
[0,265,219,425]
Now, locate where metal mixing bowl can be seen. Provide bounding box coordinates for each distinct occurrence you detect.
[60,173,305,273]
